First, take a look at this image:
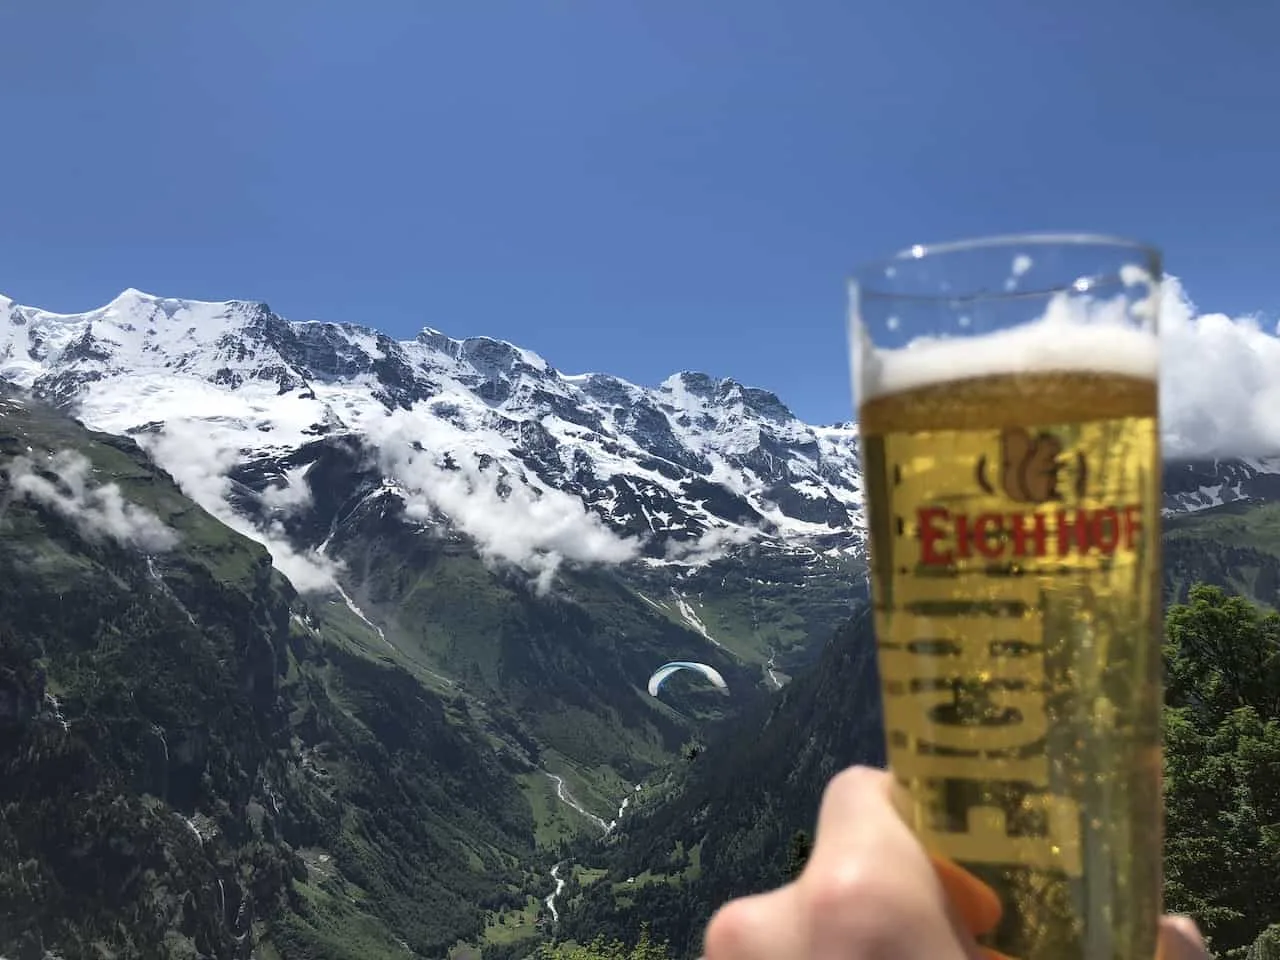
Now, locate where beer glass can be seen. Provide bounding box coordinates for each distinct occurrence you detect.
[849,235,1163,959]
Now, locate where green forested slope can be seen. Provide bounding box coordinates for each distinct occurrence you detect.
[10,374,1280,960]
[1164,501,1280,607]
[555,611,883,958]
[566,500,1280,960]
[0,389,537,959]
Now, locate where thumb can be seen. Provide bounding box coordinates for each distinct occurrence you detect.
[1157,916,1208,960]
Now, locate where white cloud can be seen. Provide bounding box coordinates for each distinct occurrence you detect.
[1159,276,1280,459]
[259,465,314,515]
[869,274,1280,461]
[5,450,179,552]
[664,524,758,567]
[364,408,641,592]
[141,420,342,593]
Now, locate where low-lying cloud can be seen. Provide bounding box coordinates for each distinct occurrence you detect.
[259,466,314,514]
[365,409,641,592]
[665,524,758,566]
[5,450,179,552]
[142,420,341,592]
[1160,277,1280,459]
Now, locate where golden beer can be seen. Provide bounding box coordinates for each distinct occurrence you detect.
[851,237,1164,960]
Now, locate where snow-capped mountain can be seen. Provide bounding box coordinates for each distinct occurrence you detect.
[0,289,864,590]
[1162,457,1280,515]
[3,287,1277,599]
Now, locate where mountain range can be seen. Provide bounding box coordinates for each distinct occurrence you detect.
[5,288,1280,959]
[0,287,865,564]
[0,289,879,959]
[0,289,881,831]
[2,289,1271,557]
[3,288,1278,802]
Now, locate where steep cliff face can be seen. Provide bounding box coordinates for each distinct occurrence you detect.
[0,387,534,960]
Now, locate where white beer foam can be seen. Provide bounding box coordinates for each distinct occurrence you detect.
[857,292,1160,401]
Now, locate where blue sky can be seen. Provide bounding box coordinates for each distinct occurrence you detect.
[2,0,1276,424]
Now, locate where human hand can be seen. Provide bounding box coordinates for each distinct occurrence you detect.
[702,766,1206,960]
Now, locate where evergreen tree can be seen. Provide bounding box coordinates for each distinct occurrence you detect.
[1163,584,1280,956]
[785,829,812,881]
[1249,925,1280,960]
[536,924,670,960]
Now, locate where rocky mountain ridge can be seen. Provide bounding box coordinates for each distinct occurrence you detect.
[0,289,865,584]
[0,384,539,960]
[3,289,1276,577]
[2,289,1271,569]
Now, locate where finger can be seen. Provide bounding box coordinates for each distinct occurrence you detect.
[703,885,806,960]
[809,767,914,866]
[803,766,979,960]
[1157,915,1208,960]
[930,853,1003,937]
[811,768,1003,938]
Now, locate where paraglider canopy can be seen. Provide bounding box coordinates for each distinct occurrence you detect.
[647,661,729,697]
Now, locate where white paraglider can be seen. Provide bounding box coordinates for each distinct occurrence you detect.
[647,661,729,697]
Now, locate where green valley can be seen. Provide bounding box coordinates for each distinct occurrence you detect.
[554,499,1280,960]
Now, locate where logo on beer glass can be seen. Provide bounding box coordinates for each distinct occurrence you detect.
[975,426,1087,503]
[916,426,1140,567]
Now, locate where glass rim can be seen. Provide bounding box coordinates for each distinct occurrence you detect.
[851,232,1163,303]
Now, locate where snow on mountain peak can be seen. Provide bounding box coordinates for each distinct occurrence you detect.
[660,371,799,425]
[0,289,865,594]
[7,281,1272,598]
[414,326,553,377]
[110,287,160,304]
